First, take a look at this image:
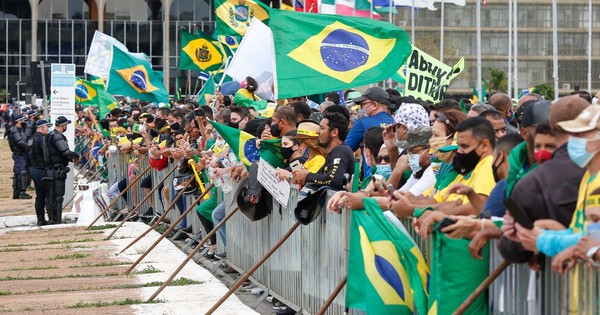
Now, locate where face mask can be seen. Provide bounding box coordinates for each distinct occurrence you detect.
[429,136,453,163]
[375,164,392,179]
[408,152,423,173]
[492,153,504,183]
[215,139,225,147]
[271,122,282,137]
[568,136,599,168]
[357,108,367,119]
[170,122,180,130]
[593,97,599,106]
[452,144,481,175]
[227,121,240,129]
[280,146,295,159]
[534,149,553,165]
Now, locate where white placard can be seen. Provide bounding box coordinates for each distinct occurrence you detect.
[257,158,290,208]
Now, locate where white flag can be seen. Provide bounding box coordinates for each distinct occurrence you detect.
[393,0,437,10]
[84,31,149,80]
[224,18,274,101]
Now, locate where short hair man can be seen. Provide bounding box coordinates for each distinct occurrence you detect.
[229,106,251,129]
[346,87,394,151]
[479,109,508,141]
[261,106,297,140]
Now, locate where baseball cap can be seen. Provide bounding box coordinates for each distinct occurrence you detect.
[14,114,26,122]
[393,103,429,130]
[345,91,362,105]
[55,116,72,126]
[396,126,433,150]
[352,87,391,106]
[36,119,52,128]
[557,105,600,133]
[520,100,550,128]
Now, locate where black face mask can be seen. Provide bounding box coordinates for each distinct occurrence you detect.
[227,121,240,129]
[452,144,481,175]
[149,129,159,138]
[170,122,180,131]
[280,146,295,159]
[491,153,504,183]
[271,122,282,137]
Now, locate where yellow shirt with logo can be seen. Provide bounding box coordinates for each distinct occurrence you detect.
[433,155,496,204]
[569,171,600,233]
[304,154,326,173]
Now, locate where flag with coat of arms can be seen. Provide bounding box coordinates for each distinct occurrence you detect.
[214,0,270,37]
[179,30,232,72]
[270,10,411,99]
[347,198,429,315]
[107,46,169,103]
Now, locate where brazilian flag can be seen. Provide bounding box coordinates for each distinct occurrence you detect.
[107,46,169,103]
[347,198,429,315]
[97,88,118,119]
[270,10,411,99]
[179,31,231,72]
[217,35,240,50]
[391,63,407,85]
[75,77,102,106]
[214,0,270,37]
[197,75,216,105]
[209,121,284,169]
[233,91,268,111]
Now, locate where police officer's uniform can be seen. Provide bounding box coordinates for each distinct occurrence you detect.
[45,116,78,224]
[27,119,52,226]
[23,110,38,141]
[8,114,31,199]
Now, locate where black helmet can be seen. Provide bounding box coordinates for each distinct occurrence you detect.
[235,177,272,221]
[294,184,331,225]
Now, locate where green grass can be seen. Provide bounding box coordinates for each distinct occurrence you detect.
[75,230,104,235]
[68,261,129,268]
[5,265,59,271]
[46,238,95,245]
[0,272,120,282]
[131,265,161,274]
[0,291,11,296]
[12,278,202,295]
[67,298,164,309]
[49,253,90,260]
[88,224,118,230]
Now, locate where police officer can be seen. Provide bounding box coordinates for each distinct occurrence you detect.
[27,119,52,226]
[23,109,38,140]
[45,116,78,224]
[8,114,32,199]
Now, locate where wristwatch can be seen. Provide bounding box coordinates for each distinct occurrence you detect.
[288,174,293,181]
[586,245,600,263]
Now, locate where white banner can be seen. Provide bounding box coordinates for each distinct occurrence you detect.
[84,31,149,80]
[257,158,291,208]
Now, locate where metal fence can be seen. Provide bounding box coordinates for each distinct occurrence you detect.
[86,152,600,314]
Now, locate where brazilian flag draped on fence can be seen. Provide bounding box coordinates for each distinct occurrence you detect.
[347,198,429,315]
[179,31,231,72]
[75,77,103,106]
[107,46,169,103]
[270,10,411,99]
[209,121,284,168]
[214,0,270,37]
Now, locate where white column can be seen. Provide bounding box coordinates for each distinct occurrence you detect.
[162,0,173,92]
[513,0,518,98]
[508,0,512,98]
[440,0,444,62]
[29,0,38,62]
[588,0,592,92]
[96,0,105,33]
[476,0,482,100]
[552,0,558,100]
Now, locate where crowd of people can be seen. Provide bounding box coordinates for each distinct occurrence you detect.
[3,79,600,313]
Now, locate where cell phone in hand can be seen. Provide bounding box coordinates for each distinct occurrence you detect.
[503,198,534,229]
[290,160,302,171]
[435,217,458,232]
[387,184,397,200]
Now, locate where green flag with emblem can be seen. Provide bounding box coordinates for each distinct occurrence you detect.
[178,30,232,72]
[270,10,411,99]
[214,0,270,37]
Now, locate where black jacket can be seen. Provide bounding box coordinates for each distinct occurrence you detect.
[8,125,27,155]
[498,144,585,263]
[305,143,354,191]
[46,130,78,167]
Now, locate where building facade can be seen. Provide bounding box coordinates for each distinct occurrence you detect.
[1,0,599,101]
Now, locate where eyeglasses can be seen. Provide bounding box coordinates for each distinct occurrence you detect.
[361,101,374,108]
[376,155,390,163]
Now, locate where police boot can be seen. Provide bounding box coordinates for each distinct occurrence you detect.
[18,171,32,199]
[12,177,19,199]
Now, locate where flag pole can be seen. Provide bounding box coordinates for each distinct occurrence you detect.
[454,260,510,315]
[439,0,444,63]
[146,207,240,302]
[124,184,215,275]
[316,276,347,315]
[411,0,415,42]
[116,179,193,256]
[205,222,302,315]
[86,165,151,229]
[476,0,482,101]
[104,164,179,240]
[588,0,592,93]
[370,0,373,19]
[513,0,518,99]
[507,0,512,98]
[552,0,558,100]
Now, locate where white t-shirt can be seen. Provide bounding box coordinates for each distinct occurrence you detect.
[399,164,436,196]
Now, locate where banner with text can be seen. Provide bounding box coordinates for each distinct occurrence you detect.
[404,46,464,103]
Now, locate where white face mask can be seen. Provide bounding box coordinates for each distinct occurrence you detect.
[593,97,599,106]
[408,152,423,173]
[215,139,225,147]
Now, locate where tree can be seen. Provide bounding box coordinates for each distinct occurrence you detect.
[0,89,8,103]
[534,83,555,101]
[488,68,507,93]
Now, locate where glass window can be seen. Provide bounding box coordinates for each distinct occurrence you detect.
[0,0,31,19]
[38,0,90,20]
[170,0,211,21]
[106,0,162,21]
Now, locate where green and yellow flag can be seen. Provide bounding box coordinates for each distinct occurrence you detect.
[75,77,103,106]
[214,0,270,37]
[217,35,240,50]
[179,31,231,72]
[97,88,118,119]
[175,76,182,101]
[347,198,429,315]
[107,46,168,103]
[270,10,411,99]
[209,121,284,168]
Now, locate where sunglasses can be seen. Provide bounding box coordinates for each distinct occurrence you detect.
[376,155,390,163]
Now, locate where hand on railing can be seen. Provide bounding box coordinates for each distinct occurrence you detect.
[469,227,501,260]
[501,213,520,243]
[229,164,248,182]
[514,224,542,252]
[291,168,309,186]
[327,191,366,213]
[440,215,479,239]
[275,168,292,182]
[414,210,446,239]
[551,245,577,275]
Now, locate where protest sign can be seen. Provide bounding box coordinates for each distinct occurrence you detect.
[404,46,464,103]
[257,158,291,208]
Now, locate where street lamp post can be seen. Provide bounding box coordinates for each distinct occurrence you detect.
[15,81,26,104]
